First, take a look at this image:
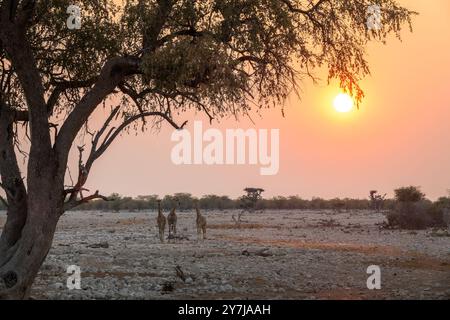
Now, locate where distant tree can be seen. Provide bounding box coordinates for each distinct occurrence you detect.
[136,195,159,210]
[331,198,346,213]
[387,186,446,229]
[369,190,386,212]
[234,187,264,224]
[240,188,265,211]
[199,195,234,210]
[436,195,450,210]
[394,186,425,203]
[310,197,328,210]
[0,0,416,299]
[287,196,309,210]
[174,193,194,210]
[108,193,123,212]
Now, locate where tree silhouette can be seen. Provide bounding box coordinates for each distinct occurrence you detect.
[240,188,264,211]
[369,190,386,212]
[0,0,415,298]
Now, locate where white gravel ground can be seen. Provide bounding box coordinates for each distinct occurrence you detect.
[1,209,449,300]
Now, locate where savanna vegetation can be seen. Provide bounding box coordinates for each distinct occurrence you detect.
[385,187,449,230]
[67,187,450,223]
[69,192,378,211]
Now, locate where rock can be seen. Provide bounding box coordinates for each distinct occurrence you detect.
[119,288,129,296]
[161,281,175,293]
[242,248,273,257]
[222,284,233,291]
[52,282,65,290]
[185,277,193,284]
[255,248,272,257]
[87,242,109,249]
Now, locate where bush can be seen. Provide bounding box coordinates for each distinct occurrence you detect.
[436,196,450,209]
[386,200,445,230]
[394,186,425,202]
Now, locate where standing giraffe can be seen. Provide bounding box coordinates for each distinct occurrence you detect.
[156,200,166,243]
[167,201,179,238]
[443,208,450,231]
[194,200,207,240]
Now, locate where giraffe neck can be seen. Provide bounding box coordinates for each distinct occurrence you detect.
[158,203,163,217]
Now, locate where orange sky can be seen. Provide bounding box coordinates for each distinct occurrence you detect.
[83,0,450,200]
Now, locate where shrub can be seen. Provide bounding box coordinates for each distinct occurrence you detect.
[394,186,425,202]
[436,196,450,209]
[386,200,445,230]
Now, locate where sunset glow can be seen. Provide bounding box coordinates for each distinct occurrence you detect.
[333,93,354,113]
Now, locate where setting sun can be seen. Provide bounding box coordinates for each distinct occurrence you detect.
[333,93,354,113]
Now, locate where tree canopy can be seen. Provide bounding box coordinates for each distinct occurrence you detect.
[1,0,416,124]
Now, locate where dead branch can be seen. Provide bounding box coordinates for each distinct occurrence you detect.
[64,190,110,211]
[89,110,188,169]
[175,265,187,282]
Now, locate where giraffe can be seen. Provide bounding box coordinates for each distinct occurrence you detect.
[156,200,166,243]
[194,200,207,240]
[167,201,178,238]
[443,208,450,231]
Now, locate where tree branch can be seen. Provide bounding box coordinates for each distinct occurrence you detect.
[280,0,328,14]
[141,0,174,53]
[47,77,99,115]
[94,110,187,164]
[64,190,110,211]
[0,12,53,181]
[54,56,142,171]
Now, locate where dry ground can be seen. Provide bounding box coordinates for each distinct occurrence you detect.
[0,209,449,300]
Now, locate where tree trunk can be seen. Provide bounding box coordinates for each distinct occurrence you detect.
[0,210,59,299]
[0,111,28,262]
[0,109,64,299]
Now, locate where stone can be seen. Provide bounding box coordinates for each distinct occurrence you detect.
[87,241,109,249]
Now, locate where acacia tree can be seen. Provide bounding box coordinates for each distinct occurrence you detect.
[0,0,415,299]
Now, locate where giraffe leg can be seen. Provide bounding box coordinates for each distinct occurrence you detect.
[202,226,206,240]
